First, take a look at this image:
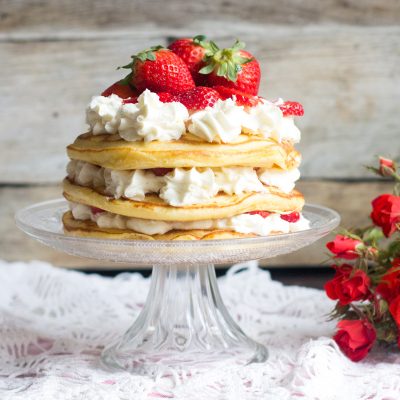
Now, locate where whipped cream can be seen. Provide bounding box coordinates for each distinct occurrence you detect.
[118,90,189,142]
[257,167,300,194]
[188,99,246,143]
[243,99,301,143]
[104,169,164,201]
[214,167,265,195]
[85,90,301,144]
[159,168,219,206]
[67,161,301,205]
[69,202,310,236]
[86,94,122,135]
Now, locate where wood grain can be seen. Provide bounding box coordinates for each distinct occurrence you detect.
[1,26,399,183]
[1,0,399,35]
[1,180,392,269]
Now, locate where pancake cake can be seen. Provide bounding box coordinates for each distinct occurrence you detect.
[63,36,310,240]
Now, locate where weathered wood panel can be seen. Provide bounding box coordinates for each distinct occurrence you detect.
[1,26,399,183]
[1,0,399,35]
[1,180,392,268]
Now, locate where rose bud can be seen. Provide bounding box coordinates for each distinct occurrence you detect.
[334,319,376,362]
[370,194,400,237]
[326,234,363,260]
[379,156,396,177]
[324,265,370,305]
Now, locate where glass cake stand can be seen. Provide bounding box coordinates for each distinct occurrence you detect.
[16,199,340,376]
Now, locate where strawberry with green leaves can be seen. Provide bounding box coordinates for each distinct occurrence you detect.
[200,40,261,96]
[121,46,195,95]
[168,35,212,85]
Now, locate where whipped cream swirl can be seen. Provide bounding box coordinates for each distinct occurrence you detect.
[118,90,189,142]
[188,99,246,143]
[86,94,122,135]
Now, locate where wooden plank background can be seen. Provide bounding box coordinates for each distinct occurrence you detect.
[0,0,399,267]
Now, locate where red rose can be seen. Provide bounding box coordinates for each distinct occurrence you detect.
[326,235,363,260]
[379,156,396,177]
[324,265,370,305]
[370,194,400,237]
[334,319,376,361]
[376,258,400,302]
[389,295,400,325]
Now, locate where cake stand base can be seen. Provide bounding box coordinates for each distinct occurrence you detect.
[101,264,268,376]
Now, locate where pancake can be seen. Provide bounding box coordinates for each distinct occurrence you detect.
[63,211,260,240]
[63,178,304,221]
[67,132,301,170]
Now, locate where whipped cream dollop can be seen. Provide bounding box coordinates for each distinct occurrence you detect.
[67,161,301,205]
[118,90,189,142]
[215,167,265,195]
[188,99,246,143]
[69,202,310,236]
[243,99,301,143]
[257,167,300,194]
[159,168,219,206]
[86,94,122,135]
[104,169,164,201]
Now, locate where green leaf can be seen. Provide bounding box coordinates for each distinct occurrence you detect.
[199,63,215,75]
[209,40,220,53]
[193,34,207,44]
[120,72,132,85]
[232,39,245,51]
[363,226,385,244]
[217,62,228,77]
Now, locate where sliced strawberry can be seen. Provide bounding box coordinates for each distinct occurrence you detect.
[213,86,261,107]
[176,86,221,110]
[120,46,195,95]
[199,40,261,96]
[122,96,139,104]
[247,211,271,218]
[90,206,104,216]
[156,92,177,103]
[151,168,173,176]
[168,35,211,85]
[278,101,304,117]
[280,212,300,223]
[101,80,139,99]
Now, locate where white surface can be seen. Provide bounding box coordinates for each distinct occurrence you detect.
[1,260,400,399]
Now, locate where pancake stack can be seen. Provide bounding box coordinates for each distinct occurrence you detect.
[63,37,309,240]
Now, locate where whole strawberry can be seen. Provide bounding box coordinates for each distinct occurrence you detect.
[176,87,221,110]
[200,40,261,96]
[101,80,139,99]
[213,86,261,107]
[168,35,213,85]
[121,46,195,95]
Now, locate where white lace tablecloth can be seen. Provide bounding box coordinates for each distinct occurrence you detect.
[1,260,400,400]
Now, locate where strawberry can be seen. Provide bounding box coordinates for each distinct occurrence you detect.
[247,211,271,218]
[90,206,104,216]
[120,46,195,95]
[280,212,300,223]
[200,40,261,96]
[101,80,139,99]
[156,92,176,103]
[278,101,304,117]
[168,35,212,85]
[176,86,221,110]
[213,86,261,107]
[122,92,175,105]
[151,168,173,176]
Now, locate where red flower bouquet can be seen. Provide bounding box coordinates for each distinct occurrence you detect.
[325,157,400,361]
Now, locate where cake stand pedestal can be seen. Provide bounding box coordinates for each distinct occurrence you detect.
[16,199,339,376]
